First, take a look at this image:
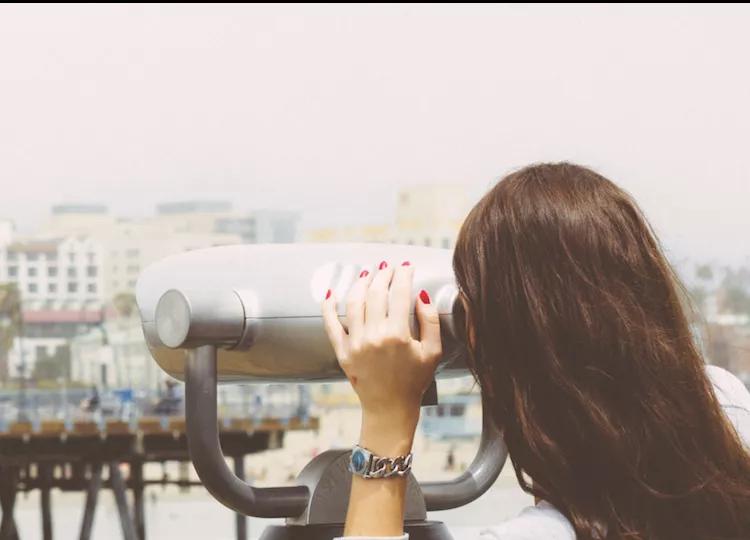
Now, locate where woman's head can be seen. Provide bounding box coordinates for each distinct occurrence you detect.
[453,163,750,540]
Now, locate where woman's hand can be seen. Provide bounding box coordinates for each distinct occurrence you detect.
[322,260,442,455]
[322,260,442,537]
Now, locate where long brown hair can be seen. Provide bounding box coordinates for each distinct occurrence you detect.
[453,163,750,540]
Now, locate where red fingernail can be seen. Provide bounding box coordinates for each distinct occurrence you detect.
[378,261,388,270]
[419,289,431,304]
[401,261,411,266]
[359,270,369,278]
[325,289,332,300]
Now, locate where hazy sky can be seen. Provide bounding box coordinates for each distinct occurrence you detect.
[0,4,748,265]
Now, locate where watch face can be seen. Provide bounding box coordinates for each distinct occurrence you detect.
[351,448,367,473]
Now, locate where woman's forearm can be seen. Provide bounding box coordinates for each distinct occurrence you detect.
[343,409,420,537]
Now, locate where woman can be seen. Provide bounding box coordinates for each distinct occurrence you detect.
[322,162,750,540]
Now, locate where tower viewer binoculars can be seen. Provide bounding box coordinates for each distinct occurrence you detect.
[136,244,507,540]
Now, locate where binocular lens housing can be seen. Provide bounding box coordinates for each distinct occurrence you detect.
[136,243,470,383]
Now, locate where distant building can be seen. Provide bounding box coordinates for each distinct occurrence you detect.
[70,318,159,390]
[394,185,469,248]
[0,220,14,246]
[304,224,395,244]
[0,234,106,378]
[0,237,105,307]
[156,201,300,244]
[38,204,116,237]
[304,184,470,248]
[91,220,241,298]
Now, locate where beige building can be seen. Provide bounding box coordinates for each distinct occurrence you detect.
[304,184,471,248]
[36,204,244,299]
[304,224,395,244]
[394,185,469,248]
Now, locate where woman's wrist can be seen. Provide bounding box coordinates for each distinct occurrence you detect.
[359,407,420,456]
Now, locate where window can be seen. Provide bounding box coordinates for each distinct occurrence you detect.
[28,253,40,261]
[28,267,37,277]
[126,249,139,258]
[45,253,57,262]
[68,253,76,263]
[7,252,17,261]
[68,267,77,278]
[127,265,139,274]
[48,284,57,293]
[8,266,17,278]
[48,266,58,277]
[68,282,78,293]
[424,237,432,247]
[441,237,451,249]
[28,283,37,293]
[449,404,466,417]
[87,283,97,294]
[86,266,97,277]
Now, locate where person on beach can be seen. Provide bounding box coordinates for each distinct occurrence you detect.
[322,163,750,540]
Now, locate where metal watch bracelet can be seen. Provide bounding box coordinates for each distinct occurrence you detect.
[348,444,414,479]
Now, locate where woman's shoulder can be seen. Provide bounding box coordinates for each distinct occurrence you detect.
[706,365,750,448]
[475,502,575,540]
[706,365,750,410]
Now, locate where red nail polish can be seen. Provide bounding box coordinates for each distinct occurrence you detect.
[359,270,369,278]
[401,261,411,266]
[325,289,332,300]
[378,261,388,270]
[419,289,431,304]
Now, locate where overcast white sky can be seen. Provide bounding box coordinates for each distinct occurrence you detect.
[0,4,748,266]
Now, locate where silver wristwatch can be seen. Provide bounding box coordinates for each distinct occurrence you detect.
[348,444,414,479]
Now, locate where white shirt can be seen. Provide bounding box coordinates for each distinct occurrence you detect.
[337,366,750,540]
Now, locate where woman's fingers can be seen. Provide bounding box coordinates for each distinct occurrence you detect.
[346,268,374,342]
[388,262,414,336]
[365,261,395,329]
[322,290,347,362]
[415,289,442,362]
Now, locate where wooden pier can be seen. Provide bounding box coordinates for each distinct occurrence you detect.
[0,415,318,540]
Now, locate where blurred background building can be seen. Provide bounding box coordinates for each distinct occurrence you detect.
[0,203,301,392]
[305,184,470,248]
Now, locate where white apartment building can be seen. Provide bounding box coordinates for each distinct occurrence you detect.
[0,232,106,378]
[39,202,299,299]
[70,318,160,391]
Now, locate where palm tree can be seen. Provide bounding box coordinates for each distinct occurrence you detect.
[112,292,137,318]
[0,284,21,385]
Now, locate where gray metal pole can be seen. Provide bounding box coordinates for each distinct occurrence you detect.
[40,463,53,540]
[420,395,507,511]
[233,457,247,540]
[110,462,137,540]
[184,345,310,518]
[131,461,146,540]
[79,463,103,540]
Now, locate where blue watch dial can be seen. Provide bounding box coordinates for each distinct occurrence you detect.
[351,448,367,473]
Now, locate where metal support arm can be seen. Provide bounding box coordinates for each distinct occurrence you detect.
[185,345,310,518]
[421,396,508,511]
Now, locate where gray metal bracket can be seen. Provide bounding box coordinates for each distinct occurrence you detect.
[185,345,310,518]
[184,345,507,520]
[421,397,507,511]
